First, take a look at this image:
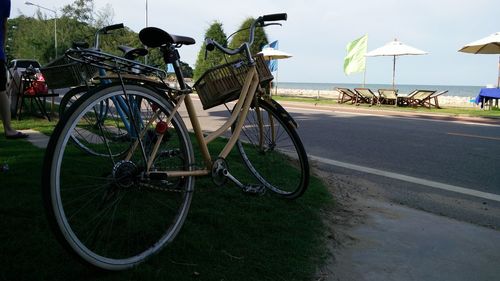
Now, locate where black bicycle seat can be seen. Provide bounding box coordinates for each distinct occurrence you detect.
[118,45,148,60]
[139,27,195,48]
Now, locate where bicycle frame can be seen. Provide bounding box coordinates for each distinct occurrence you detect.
[123,62,261,178]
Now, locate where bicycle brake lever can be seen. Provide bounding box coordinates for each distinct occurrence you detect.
[262,23,282,27]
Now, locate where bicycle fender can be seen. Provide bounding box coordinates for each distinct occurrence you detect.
[266,99,298,129]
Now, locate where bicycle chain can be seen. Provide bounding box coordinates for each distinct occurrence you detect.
[138,182,191,193]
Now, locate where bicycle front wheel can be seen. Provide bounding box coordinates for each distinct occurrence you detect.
[42,83,195,270]
[235,99,309,199]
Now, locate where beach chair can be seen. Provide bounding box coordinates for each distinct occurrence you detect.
[424,90,448,109]
[336,88,358,104]
[408,90,436,108]
[354,88,378,106]
[396,89,419,106]
[378,89,399,106]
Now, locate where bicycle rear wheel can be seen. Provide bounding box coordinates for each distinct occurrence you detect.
[42,83,195,270]
[235,99,309,199]
[59,85,89,117]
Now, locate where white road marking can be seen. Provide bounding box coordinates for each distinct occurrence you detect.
[309,154,500,203]
[447,132,500,141]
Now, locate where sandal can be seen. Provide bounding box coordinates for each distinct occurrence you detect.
[5,132,29,139]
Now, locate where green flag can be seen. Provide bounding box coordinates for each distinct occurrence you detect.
[344,35,368,75]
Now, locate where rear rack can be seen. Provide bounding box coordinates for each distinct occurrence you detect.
[65,48,167,79]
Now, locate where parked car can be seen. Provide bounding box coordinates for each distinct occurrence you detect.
[6,59,42,115]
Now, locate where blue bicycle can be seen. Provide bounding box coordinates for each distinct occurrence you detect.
[54,24,166,156]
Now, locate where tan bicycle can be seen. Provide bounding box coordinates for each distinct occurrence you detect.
[42,13,309,270]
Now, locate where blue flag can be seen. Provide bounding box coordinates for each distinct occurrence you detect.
[262,40,279,72]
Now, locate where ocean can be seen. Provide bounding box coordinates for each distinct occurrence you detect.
[276,82,484,98]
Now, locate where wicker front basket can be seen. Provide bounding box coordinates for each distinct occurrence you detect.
[40,56,98,89]
[194,54,273,110]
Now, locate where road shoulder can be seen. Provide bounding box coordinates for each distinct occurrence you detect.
[314,168,500,281]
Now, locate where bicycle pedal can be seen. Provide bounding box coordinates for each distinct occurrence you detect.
[242,184,266,195]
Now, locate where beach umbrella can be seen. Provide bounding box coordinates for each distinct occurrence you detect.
[365,38,428,88]
[458,32,500,87]
[258,47,293,60]
[257,47,293,95]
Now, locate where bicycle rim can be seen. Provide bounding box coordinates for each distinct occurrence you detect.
[59,86,89,117]
[43,84,194,270]
[235,99,309,199]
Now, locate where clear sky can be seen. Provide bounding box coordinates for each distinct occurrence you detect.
[11,0,500,86]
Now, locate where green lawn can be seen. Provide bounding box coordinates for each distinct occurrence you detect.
[0,115,333,281]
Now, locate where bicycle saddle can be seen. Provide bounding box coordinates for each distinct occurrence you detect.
[118,45,148,60]
[139,27,196,48]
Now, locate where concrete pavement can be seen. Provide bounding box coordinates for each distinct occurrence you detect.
[317,197,500,281]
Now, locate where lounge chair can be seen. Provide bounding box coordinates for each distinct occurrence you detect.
[396,90,435,107]
[354,88,378,106]
[336,88,357,104]
[378,89,399,106]
[397,89,418,106]
[408,90,436,108]
[425,90,448,108]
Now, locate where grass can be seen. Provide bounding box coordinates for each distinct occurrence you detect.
[0,115,333,281]
[273,95,500,118]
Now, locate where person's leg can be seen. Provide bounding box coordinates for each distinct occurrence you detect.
[0,89,15,134]
[1,61,25,137]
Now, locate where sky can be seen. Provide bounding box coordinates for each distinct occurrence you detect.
[11,0,500,86]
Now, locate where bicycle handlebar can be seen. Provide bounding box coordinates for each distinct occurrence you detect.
[94,23,125,50]
[262,13,287,22]
[101,23,124,34]
[205,13,287,62]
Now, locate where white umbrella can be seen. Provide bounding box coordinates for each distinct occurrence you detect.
[257,48,293,95]
[258,47,293,60]
[366,38,428,88]
[459,32,500,87]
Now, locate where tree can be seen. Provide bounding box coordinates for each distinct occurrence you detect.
[61,0,95,25]
[229,18,268,56]
[193,21,227,81]
[94,4,115,28]
[179,61,193,78]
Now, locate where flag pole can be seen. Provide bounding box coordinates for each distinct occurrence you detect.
[497,55,499,88]
[363,68,367,87]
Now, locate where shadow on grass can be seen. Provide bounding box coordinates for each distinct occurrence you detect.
[0,119,333,281]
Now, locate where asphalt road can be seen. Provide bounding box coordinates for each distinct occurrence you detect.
[291,106,500,193]
[280,103,500,229]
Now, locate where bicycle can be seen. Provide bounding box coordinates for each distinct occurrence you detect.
[57,25,151,118]
[42,13,309,271]
[45,24,165,156]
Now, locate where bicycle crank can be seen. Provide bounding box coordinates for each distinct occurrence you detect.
[212,158,266,195]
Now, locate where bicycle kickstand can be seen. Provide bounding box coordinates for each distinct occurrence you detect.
[212,159,266,195]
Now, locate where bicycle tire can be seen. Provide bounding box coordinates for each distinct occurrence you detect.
[59,85,90,117]
[63,84,132,157]
[59,85,120,157]
[42,83,195,270]
[234,99,309,199]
